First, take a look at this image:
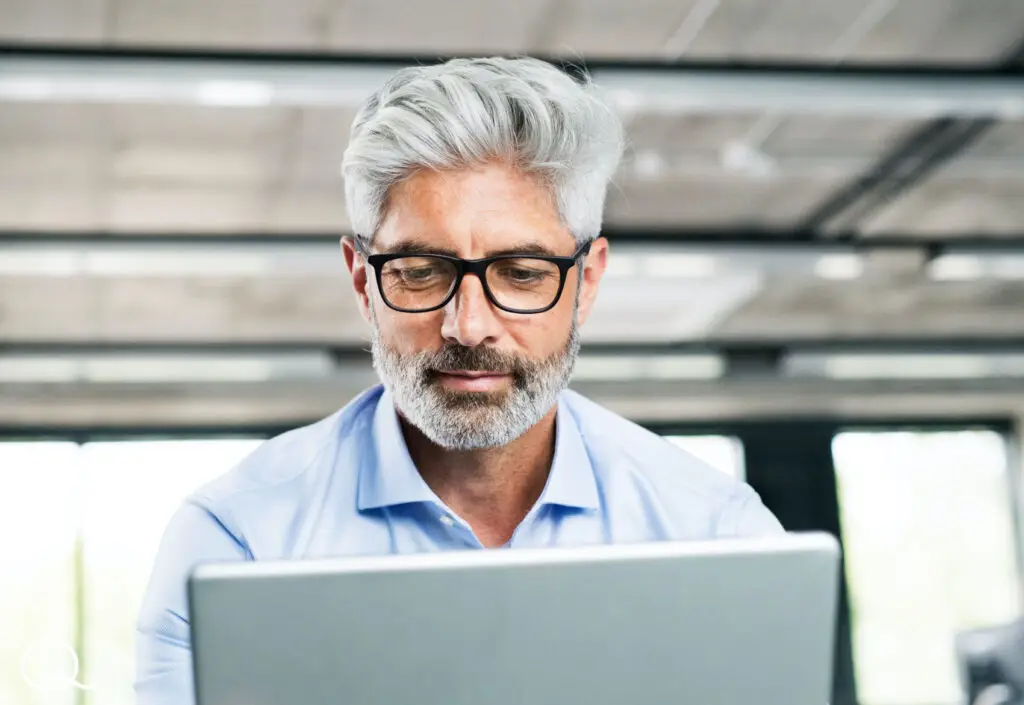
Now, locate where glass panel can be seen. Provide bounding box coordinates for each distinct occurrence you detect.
[487,258,561,310]
[79,439,262,705]
[380,256,457,310]
[0,442,79,705]
[834,430,1022,705]
[663,435,746,480]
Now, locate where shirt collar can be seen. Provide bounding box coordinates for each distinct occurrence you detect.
[357,388,600,512]
[357,388,439,510]
[536,394,600,510]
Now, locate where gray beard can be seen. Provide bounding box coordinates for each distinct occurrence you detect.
[370,317,581,451]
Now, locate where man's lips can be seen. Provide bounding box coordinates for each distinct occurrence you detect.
[438,370,507,378]
[433,369,511,391]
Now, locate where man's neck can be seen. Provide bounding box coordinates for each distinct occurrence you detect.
[398,406,558,548]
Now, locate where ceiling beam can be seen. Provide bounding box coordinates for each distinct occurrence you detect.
[799,34,1024,233]
[4,229,1024,250]
[2,46,1024,118]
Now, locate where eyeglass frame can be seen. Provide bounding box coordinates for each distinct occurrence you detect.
[358,240,593,314]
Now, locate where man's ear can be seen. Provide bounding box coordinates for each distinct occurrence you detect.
[341,237,372,324]
[575,236,607,327]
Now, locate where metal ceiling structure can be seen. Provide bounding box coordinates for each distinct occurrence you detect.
[1,0,1024,425]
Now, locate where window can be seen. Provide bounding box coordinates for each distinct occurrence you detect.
[0,438,262,705]
[834,430,1022,705]
[0,443,79,705]
[80,440,262,705]
[664,435,746,480]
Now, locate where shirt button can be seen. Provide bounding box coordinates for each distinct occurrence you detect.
[439,514,455,527]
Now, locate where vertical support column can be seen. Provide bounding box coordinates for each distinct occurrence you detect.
[1007,418,1024,583]
[740,422,857,705]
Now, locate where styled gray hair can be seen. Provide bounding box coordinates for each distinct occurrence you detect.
[341,56,625,248]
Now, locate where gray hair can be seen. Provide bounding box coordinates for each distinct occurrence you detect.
[341,56,625,248]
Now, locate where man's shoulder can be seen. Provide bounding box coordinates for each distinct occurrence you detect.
[189,386,382,512]
[565,391,778,541]
[561,390,781,537]
[562,389,738,499]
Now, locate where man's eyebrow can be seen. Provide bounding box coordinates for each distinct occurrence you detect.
[375,239,561,258]
[375,240,460,257]
[486,241,559,258]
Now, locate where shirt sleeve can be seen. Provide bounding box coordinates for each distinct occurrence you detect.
[135,499,251,705]
[715,484,785,537]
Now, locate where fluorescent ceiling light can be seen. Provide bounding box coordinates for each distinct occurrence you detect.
[88,357,275,383]
[813,254,864,280]
[0,77,56,101]
[573,354,724,381]
[0,250,82,276]
[594,69,1024,119]
[784,352,1024,380]
[645,354,725,379]
[991,256,1024,279]
[928,254,986,281]
[611,243,864,280]
[602,255,641,278]
[2,54,1023,117]
[0,56,394,107]
[929,252,1024,281]
[0,244,342,276]
[195,80,275,106]
[603,251,720,279]
[720,141,778,178]
[643,253,719,278]
[823,354,992,380]
[996,97,1024,119]
[0,357,79,383]
[631,149,668,180]
[0,352,335,383]
[85,250,278,276]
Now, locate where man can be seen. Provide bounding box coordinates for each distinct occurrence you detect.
[135,56,782,705]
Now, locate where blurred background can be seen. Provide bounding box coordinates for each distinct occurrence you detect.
[1,1,1024,705]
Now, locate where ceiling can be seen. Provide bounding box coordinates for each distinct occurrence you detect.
[1,0,1024,425]
[4,0,1024,62]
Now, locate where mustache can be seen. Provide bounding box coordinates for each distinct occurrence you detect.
[421,345,532,378]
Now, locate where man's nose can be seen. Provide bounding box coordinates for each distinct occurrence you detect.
[440,274,503,349]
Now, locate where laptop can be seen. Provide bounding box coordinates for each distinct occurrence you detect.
[189,532,840,705]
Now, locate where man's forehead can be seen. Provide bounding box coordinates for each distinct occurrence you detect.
[370,164,576,256]
[372,208,576,258]
[371,235,566,258]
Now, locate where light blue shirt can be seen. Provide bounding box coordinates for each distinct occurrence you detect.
[135,384,782,705]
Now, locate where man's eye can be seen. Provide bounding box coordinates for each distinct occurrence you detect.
[401,267,437,280]
[500,267,547,282]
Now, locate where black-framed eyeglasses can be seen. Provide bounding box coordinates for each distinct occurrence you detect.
[361,241,592,314]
